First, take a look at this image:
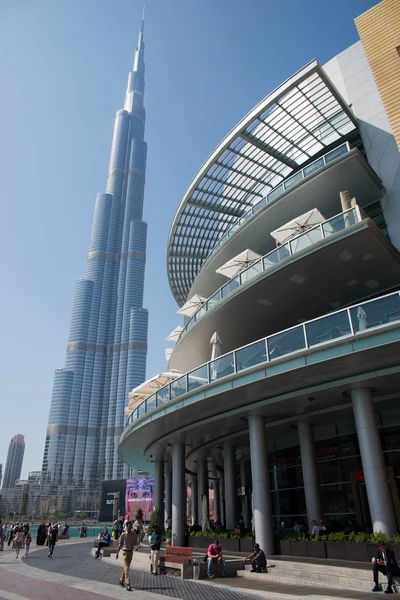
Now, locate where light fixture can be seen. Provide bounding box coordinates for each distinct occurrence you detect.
[257,299,272,306]
[339,250,353,262]
[365,279,379,289]
[290,274,306,284]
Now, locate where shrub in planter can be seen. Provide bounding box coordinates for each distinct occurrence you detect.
[290,535,308,557]
[324,531,347,560]
[345,532,369,562]
[279,539,291,555]
[306,537,326,559]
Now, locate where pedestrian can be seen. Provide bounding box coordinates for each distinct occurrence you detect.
[245,543,267,572]
[133,518,143,551]
[0,522,4,551]
[14,527,25,559]
[207,539,227,579]
[149,523,161,576]
[371,542,399,593]
[112,518,120,541]
[310,519,321,537]
[94,527,111,558]
[116,520,135,591]
[48,524,58,557]
[23,531,32,558]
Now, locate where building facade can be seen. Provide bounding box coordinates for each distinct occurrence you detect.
[119,0,400,552]
[2,434,25,490]
[41,14,149,509]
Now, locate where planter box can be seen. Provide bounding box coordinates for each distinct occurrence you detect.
[189,537,210,549]
[221,538,240,553]
[325,542,346,560]
[306,541,326,559]
[290,540,307,557]
[240,539,255,553]
[279,540,290,556]
[346,543,369,562]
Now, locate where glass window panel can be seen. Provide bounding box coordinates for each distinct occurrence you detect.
[170,376,187,400]
[267,325,306,359]
[196,305,207,319]
[322,212,347,236]
[284,171,303,190]
[188,365,209,391]
[350,294,400,333]
[207,290,221,310]
[271,488,306,518]
[209,353,234,381]
[306,310,350,347]
[156,386,170,406]
[235,340,267,372]
[324,143,347,164]
[137,403,145,418]
[290,226,322,253]
[253,198,266,212]
[303,157,324,178]
[146,394,156,412]
[239,211,252,225]
[221,277,240,298]
[240,260,262,283]
[270,464,304,490]
[320,483,354,514]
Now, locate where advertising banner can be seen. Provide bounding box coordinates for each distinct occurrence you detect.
[125,477,154,521]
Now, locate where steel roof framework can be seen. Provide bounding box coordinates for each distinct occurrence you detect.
[168,61,358,305]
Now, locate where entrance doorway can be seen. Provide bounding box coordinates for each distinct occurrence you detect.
[351,467,400,531]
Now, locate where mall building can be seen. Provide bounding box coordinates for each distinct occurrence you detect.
[119,0,400,553]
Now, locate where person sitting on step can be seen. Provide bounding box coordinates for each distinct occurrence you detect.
[372,542,399,594]
[245,543,267,573]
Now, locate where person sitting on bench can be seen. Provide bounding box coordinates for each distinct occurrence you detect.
[245,543,267,573]
[372,542,399,594]
[94,527,111,559]
[207,539,227,579]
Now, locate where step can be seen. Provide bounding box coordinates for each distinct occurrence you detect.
[270,558,371,577]
[238,570,379,592]
[265,563,372,582]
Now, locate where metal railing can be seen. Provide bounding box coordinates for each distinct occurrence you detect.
[126,289,400,426]
[180,204,363,339]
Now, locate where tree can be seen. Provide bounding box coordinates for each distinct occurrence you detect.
[135,507,143,521]
[147,507,163,535]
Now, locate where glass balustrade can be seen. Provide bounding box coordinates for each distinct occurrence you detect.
[180,204,362,338]
[126,290,400,428]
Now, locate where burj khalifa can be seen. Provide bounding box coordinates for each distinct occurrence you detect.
[42,13,149,506]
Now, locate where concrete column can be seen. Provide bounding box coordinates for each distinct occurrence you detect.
[213,477,220,522]
[224,442,237,530]
[248,415,274,555]
[219,471,226,528]
[164,460,172,525]
[298,421,322,528]
[198,458,209,529]
[240,460,250,528]
[172,443,185,546]
[191,476,198,525]
[351,388,397,535]
[154,459,165,517]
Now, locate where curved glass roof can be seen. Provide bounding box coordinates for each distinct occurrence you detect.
[168,60,358,305]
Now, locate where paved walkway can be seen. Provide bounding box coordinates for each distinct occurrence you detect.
[0,539,388,600]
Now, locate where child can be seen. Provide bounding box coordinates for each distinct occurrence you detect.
[23,531,32,558]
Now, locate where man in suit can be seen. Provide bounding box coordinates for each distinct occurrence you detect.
[372,543,398,593]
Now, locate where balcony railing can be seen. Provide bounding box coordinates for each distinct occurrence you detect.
[206,142,350,263]
[180,204,363,339]
[126,290,400,426]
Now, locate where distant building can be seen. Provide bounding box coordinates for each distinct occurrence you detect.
[0,464,3,488]
[2,434,25,490]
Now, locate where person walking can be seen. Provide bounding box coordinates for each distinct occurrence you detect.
[14,527,25,559]
[48,524,58,557]
[0,522,4,551]
[116,521,135,591]
[149,523,161,576]
[23,531,32,558]
[112,518,120,541]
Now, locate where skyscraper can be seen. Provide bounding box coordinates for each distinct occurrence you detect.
[42,13,149,506]
[2,435,25,489]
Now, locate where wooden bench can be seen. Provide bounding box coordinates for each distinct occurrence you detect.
[159,546,193,579]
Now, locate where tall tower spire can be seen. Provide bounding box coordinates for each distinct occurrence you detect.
[42,11,150,508]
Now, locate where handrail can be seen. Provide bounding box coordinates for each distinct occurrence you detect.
[179,202,363,340]
[126,289,400,426]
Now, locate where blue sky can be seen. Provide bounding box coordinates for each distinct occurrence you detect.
[0,0,377,478]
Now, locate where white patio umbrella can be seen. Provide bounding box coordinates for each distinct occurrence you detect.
[270,208,325,245]
[201,494,210,532]
[177,294,207,317]
[126,370,182,415]
[357,306,368,331]
[210,332,222,360]
[165,325,183,342]
[165,348,174,363]
[215,249,263,279]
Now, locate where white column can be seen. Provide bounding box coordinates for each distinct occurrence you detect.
[220,471,226,528]
[172,443,185,546]
[154,458,165,517]
[248,415,274,555]
[164,460,172,525]
[197,458,209,529]
[298,422,322,528]
[224,442,237,530]
[191,476,198,525]
[240,459,250,528]
[351,388,397,535]
[213,477,220,522]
